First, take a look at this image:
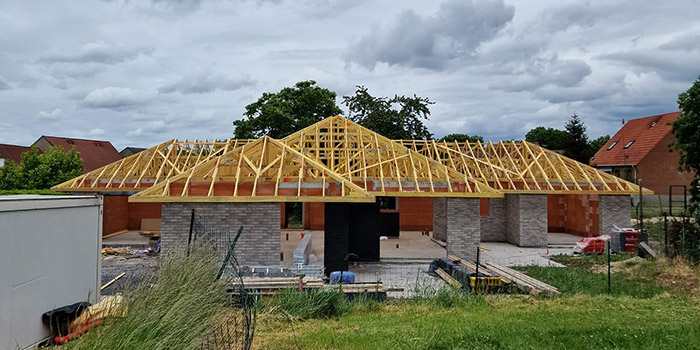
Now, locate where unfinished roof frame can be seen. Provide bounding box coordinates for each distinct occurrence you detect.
[52,139,251,192]
[281,116,501,198]
[398,139,649,195]
[129,136,375,203]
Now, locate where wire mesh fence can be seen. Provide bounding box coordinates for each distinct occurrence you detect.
[190,211,257,350]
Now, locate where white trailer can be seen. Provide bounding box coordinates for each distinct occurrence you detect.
[0,195,102,349]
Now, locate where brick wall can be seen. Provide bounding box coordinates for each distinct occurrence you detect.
[480,197,506,241]
[636,133,694,194]
[161,202,281,266]
[432,197,447,241]
[398,197,433,231]
[599,195,631,235]
[303,202,325,230]
[445,198,480,261]
[127,202,161,230]
[102,195,129,235]
[506,194,547,247]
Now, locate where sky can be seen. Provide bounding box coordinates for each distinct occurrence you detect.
[1,0,699,151]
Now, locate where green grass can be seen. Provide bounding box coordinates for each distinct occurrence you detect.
[0,189,67,195]
[550,253,635,268]
[261,288,349,320]
[254,295,700,350]
[632,206,687,219]
[517,266,666,298]
[65,244,229,350]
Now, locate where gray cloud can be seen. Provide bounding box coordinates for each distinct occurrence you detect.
[37,108,62,119]
[344,0,515,70]
[596,50,700,81]
[0,75,11,90]
[158,71,255,94]
[39,40,152,65]
[490,57,592,93]
[659,33,700,52]
[82,87,148,110]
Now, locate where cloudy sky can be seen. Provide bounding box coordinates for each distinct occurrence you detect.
[1,0,699,150]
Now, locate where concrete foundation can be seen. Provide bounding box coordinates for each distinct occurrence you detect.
[161,202,281,266]
[599,195,632,235]
[506,194,547,247]
[432,197,447,241]
[445,198,480,261]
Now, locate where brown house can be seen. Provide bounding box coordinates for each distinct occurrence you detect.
[0,144,32,167]
[32,136,122,172]
[590,111,693,195]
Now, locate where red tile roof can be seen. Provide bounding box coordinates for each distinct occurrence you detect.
[0,144,32,164]
[38,136,122,172]
[591,111,680,166]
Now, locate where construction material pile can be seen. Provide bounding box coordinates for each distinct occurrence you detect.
[430,255,560,298]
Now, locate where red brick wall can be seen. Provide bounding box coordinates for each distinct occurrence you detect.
[303,202,325,230]
[398,197,433,231]
[103,195,129,236]
[127,202,162,230]
[636,133,694,195]
[547,194,599,237]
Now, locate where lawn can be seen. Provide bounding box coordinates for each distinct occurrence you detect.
[254,295,700,350]
[254,256,700,350]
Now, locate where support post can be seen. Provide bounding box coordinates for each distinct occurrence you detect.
[187,209,195,256]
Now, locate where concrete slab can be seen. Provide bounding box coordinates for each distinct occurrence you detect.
[379,231,446,259]
[103,230,153,249]
[479,242,570,267]
[548,232,583,245]
[349,262,446,298]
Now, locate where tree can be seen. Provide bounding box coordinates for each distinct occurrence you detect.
[672,75,700,221]
[525,127,568,150]
[438,133,484,143]
[563,113,590,163]
[0,146,83,190]
[233,80,342,139]
[588,135,611,158]
[343,86,433,139]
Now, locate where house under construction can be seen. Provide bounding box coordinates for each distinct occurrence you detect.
[53,116,649,270]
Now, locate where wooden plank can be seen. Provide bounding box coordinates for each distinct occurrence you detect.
[435,267,462,289]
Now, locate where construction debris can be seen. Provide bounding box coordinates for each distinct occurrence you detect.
[484,262,560,298]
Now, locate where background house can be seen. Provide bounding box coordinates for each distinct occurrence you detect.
[120,147,146,158]
[590,111,694,200]
[32,136,122,172]
[0,143,32,167]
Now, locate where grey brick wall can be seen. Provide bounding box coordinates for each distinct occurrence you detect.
[506,194,547,247]
[480,197,507,241]
[432,197,447,241]
[599,195,631,235]
[445,198,480,261]
[161,202,281,266]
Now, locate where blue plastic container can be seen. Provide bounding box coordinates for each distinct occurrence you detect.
[329,271,355,284]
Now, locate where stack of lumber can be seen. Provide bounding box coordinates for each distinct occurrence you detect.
[238,277,389,294]
[241,276,323,290]
[484,262,560,298]
[447,255,559,298]
[138,218,161,237]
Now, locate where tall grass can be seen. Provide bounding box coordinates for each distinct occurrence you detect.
[262,288,349,320]
[66,244,229,350]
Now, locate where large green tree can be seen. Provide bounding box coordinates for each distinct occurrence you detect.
[343,86,433,139]
[672,76,700,221]
[563,113,590,163]
[525,127,568,150]
[233,80,342,139]
[0,146,83,190]
[438,133,484,143]
[588,135,611,158]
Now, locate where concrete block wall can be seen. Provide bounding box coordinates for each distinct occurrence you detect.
[161,202,280,266]
[506,194,547,247]
[432,197,447,241]
[445,198,480,261]
[480,197,507,241]
[599,195,632,235]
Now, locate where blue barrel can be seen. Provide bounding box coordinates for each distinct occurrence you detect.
[329,271,355,284]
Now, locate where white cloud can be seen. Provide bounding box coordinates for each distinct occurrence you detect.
[158,71,256,94]
[37,108,62,119]
[88,128,105,136]
[82,87,147,110]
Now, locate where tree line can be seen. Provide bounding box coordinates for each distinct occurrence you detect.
[234,80,610,163]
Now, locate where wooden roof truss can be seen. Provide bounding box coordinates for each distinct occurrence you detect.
[399,140,649,194]
[281,116,501,197]
[130,136,375,202]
